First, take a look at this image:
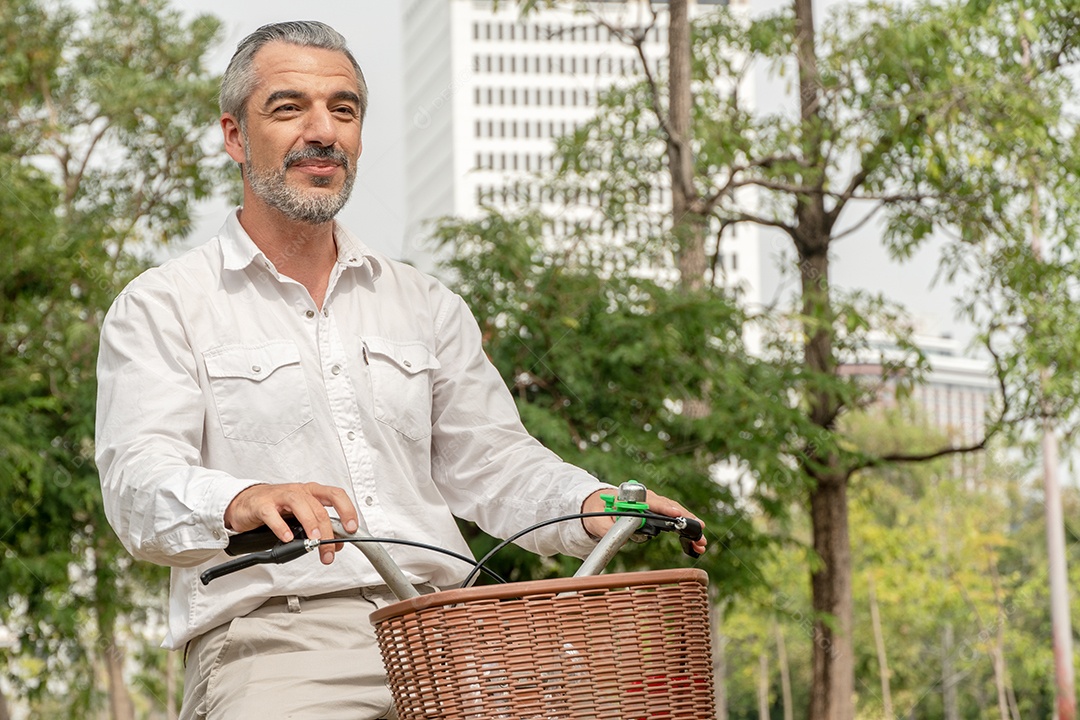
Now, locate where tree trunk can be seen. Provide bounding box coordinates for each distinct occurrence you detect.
[868,576,894,719]
[809,475,853,720]
[94,545,135,720]
[758,652,771,720]
[714,601,729,720]
[989,561,1019,720]
[166,649,178,720]
[0,683,11,720]
[942,622,960,720]
[792,0,851,714]
[104,642,135,720]
[775,619,794,720]
[666,0,708,290]
[1022,27,1076,716]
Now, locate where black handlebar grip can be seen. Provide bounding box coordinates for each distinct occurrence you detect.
[677,517,704,559]
[225,517,307,556]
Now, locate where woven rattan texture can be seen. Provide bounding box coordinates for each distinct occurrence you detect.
[373,569,715,719]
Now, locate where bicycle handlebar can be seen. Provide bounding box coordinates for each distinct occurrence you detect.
[202,481,705,591]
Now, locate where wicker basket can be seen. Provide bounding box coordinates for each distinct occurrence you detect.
[370,568,715,720]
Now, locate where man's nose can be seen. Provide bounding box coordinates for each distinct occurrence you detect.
[303,105,337,146]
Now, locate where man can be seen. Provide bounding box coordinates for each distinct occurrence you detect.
[96,20,704,719]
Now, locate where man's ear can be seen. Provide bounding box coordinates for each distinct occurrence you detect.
[221,114,246,165]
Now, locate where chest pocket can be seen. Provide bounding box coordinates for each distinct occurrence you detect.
[203,341,313,444]
[363,337,441,441]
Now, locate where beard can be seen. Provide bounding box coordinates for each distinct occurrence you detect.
[244,143,356,225]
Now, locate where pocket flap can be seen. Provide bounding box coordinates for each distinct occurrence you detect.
[363,337,441,374]
[204,341,302,381]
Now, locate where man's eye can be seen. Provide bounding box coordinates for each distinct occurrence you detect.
[274,105,300,113]
[334,107,358,116]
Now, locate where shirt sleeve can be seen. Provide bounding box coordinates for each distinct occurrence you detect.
[95,285,261,567]
[428,290,615,559]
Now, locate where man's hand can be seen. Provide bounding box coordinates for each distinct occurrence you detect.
[581,488,707,557]
[224,482,360,565]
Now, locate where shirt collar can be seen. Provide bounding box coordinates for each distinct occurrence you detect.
[219,207,382,280]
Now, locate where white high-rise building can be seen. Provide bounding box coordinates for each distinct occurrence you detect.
[401,0,760,301]
[840,333,997,446]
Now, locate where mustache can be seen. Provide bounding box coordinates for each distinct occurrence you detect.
[283,146,350,171]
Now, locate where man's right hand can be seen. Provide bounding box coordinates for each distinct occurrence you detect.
[224,482,359,565]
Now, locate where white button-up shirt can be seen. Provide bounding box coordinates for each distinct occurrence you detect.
[95,210,610,648]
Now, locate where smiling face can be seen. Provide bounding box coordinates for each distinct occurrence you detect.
[221,41,363,225]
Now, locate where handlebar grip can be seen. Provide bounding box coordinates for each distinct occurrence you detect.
[225,517,306,556]
[678,516,704,559]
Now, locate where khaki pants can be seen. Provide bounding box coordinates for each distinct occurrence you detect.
[181,588,404,720]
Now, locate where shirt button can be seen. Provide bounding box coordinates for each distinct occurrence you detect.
[331,365,341,375]
[347,431,356,440]
[212,530,221,539]
[323,309,329,317]
[364,496,374,506]
[403,360,412,368]
[305,310,315,319]
[251,365,262,373]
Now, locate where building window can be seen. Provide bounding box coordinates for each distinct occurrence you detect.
[473,22,479,41]
[485,23,491,40]
[473,55,480,72]
[474,87,481,104]
[474,120,481,137]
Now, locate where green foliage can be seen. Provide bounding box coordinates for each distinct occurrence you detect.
[436,208,812,591]
[0,0,226,714]
[454,1,1080,717]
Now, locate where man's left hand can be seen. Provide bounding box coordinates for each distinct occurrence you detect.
[581,488,707,556]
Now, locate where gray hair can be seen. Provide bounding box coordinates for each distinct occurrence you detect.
[219,21,368,127]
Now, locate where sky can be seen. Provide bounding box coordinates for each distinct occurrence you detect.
[174,0,972,343]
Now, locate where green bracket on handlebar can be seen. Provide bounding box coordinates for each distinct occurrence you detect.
[600,480,649,528]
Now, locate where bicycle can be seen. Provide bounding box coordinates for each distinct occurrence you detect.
[202,481,716,719]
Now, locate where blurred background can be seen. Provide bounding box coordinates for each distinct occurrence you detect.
[3,0,1080,718]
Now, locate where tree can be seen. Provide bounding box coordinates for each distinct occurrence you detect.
[0,0,226,715]
[459,1,1080,717]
